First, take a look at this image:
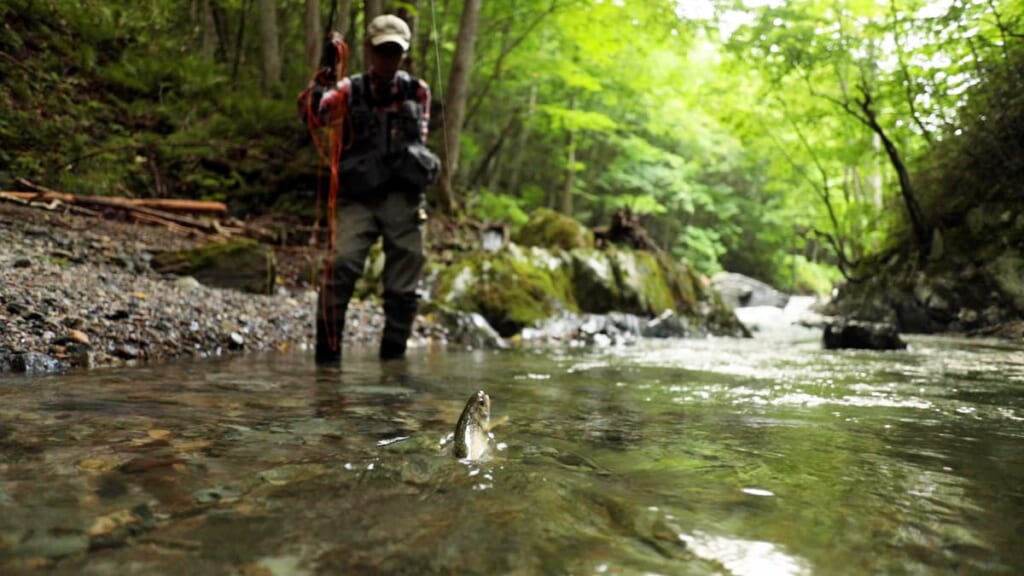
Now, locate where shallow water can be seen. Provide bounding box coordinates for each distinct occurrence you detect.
[1,324,1023,575]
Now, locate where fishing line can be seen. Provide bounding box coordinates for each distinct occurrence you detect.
[428,0,452,176]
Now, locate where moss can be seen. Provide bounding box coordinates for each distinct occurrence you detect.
[514,208,594,250]
[634,251,675,313]
[434,248,577,336]
[570,249,620,313]
[354,240,384,300]
[655,251,700,313]
[151,239,276,294]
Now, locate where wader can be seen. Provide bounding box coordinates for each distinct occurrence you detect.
[315,190,424,363]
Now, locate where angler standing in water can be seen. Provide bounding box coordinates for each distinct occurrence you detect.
[299,14,440,366]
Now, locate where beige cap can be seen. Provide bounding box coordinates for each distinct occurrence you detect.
[367,15,411,51]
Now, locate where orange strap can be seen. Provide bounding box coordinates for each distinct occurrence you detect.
[303,39,350,352]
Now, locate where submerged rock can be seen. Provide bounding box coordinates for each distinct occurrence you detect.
[823,318,907,351]
[436,309,509,349]
[642,309,690,338]
[0,351,66,374]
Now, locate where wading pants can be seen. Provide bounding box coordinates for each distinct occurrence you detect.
[316,190,425,363]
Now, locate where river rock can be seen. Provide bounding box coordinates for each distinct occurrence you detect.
[150,239,277,295]
[0,351,66,374]
[435,309,509,349]
[642,309,690,338]
[986,251,1024,312]
[823,319,907,351]
[711,272,790,309]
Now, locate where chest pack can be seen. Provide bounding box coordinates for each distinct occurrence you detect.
[347,72,424,155]
[339,72,440,199]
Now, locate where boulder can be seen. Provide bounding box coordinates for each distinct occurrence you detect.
[431,246,575,337]
[986,251,1024,312]
[642,309,690,338]
[0,351,66,374]
[570,250,619,313]
[823,319,907,351]
[711,272,789,309]
[520,311,643,347]
[436,309,509,349]
[514,208,594,250]
[151,239,276,295]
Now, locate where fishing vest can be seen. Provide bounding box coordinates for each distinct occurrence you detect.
[346,71,424,157]
[337,71,439,198]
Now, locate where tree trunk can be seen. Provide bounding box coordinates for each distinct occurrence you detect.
[505,83,537,196]
[305,0,322,70]
[364,0,384,32]
[200,0,218,60]
[560,93,577,215]
[231,0,253,81]
[436,0,483,215]
[354,0,382,69]
[209,1,229,63]
[857,91,931,263]
[395,0,421,74]
[258,0,281,96]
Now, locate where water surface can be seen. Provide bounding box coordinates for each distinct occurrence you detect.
[1,324,1022,575]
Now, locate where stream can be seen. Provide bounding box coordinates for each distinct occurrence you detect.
[2,308,1023,575]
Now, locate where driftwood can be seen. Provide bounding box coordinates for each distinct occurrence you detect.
[593,208,659,251]
[3,180,288,245]
[5,183,228,214]
[0,179,286,241]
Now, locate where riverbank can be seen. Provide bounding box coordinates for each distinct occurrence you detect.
[0,202,448,373]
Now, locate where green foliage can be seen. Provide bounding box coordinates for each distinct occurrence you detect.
[790,255,844,296]
[471,190,530,228]
[1,0,1019,301]
[675,226,726,277]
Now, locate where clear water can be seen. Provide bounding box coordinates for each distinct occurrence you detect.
[2,324,1023,575]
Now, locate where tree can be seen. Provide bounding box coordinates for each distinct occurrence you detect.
[436,0,483,215]
[257,0,281,95]
[305,0,322,70]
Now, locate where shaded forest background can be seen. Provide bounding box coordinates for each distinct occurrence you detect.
[1,0,1021,295]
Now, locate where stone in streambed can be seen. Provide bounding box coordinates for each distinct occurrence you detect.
[150,239,277,295]
[0,351,66,374]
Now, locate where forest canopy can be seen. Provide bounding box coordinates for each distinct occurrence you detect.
[1,0,1021,294]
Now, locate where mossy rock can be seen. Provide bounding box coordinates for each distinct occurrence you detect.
[654,251,701,314]
[354,240,385,300]
[151,239,276,295]
[433,246,577,337]
[514,208,594,250]
[571,250,620,313]
[604,250,661,315]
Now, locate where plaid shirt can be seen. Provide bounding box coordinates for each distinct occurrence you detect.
[319,69,431,143]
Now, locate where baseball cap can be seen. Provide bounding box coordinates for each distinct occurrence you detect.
[367,15,411,51]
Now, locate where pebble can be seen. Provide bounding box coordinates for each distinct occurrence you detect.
[0,203,446,373]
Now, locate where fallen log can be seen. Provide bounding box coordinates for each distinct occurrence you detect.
[10,180,222,235]
[6,180,278,243]
[128,210,205,235]
[6,182,228,214]
[0,191,103,217]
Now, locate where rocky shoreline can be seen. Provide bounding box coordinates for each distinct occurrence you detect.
[0,202,442,373]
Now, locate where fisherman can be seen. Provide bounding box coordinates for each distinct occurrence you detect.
[299,14,439,365]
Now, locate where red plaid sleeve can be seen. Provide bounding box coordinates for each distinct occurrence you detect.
[416,78,431,143]
[318,77,353,125]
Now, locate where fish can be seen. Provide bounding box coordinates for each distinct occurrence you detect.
[452,390,492,460]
